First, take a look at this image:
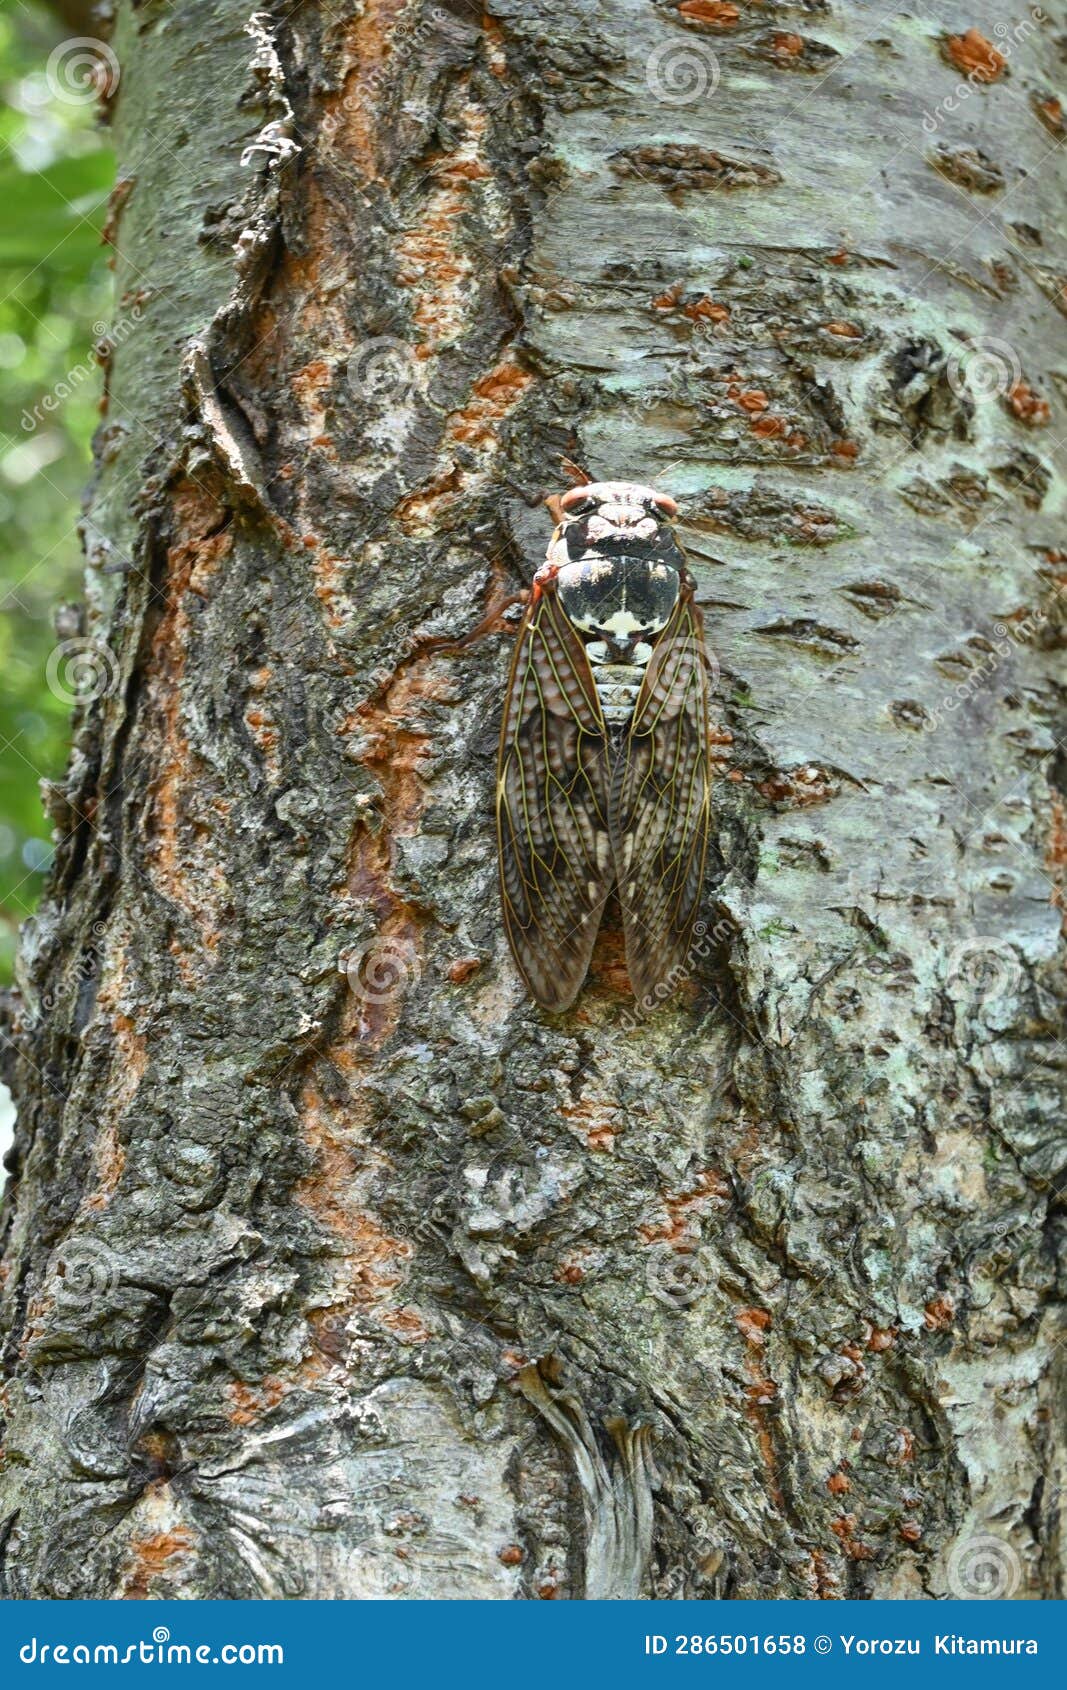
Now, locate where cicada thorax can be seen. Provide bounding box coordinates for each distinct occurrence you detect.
[551,519,685,734]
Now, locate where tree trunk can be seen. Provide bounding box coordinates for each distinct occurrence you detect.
[1,0,1064,1602]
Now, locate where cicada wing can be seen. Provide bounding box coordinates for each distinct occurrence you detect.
[610,594,712,1010]
[497,588,614,1012]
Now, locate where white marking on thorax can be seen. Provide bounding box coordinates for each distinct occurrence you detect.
[586,640,653,726]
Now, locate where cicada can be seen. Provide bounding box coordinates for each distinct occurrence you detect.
[497,479,712,1012]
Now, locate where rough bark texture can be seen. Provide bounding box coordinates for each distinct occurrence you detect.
[0,0,1064,1601]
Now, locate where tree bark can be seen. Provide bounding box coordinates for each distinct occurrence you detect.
[1,0,1064,1601]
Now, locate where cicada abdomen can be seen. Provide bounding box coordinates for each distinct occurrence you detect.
[497,480,712,1012]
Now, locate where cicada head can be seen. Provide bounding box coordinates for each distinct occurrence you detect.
[545,480,682,571]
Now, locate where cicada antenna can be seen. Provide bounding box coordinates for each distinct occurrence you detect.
[559,456,592,487]
[545,457,593,523]
[419,591,530,657]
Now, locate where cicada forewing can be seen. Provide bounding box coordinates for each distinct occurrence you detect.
[610,591,712,1009]
[496,586,614,1012]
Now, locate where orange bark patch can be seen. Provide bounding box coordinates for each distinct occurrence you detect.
[827,1470,851,1495]
[101,174,136,247]
[395,465,466,534]
[397,350,531,536]
[559,1090,620,1152]
[757,765,836,806]
[736,1305,772,1345]
[228,1375,287,1427]
[771,32,804,56]
[310,547,352,630]
[735,1305,782,1506]
[944,29,1007,83]
[640,1169,729,1246]
[686,296,730,322]
[555,1250,588,1285]
[1006,380,1050,425]
[395,104,489,357]
[296,1073,415,1332]
[887,1427,915,1465]
[825,320,860,338]
[146,486,232,970]
[83,1123,126,1213]
[923,1295,954,1331]
[348,667,440,900]
[446,357,533,446]
[652,284,730,322]
[243,665,281,782]
[867,1325,897,1352]
[1034,94,1064,136]
[121,1523,196,1600]
[678,0,740,24]
[830,1514,874,1560]
[810,1547,841,1598]
[448,956,482,984]
[78,941,147,1208]
[337,0,411,178]
[380,1306,431,1342]
[292,358,332,405]
[482,11,508,75]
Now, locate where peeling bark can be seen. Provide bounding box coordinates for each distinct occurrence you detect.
[0,0,1064,1600]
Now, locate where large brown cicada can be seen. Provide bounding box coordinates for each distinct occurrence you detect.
[497,480,712,1013]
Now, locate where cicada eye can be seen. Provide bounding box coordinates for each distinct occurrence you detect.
[560,486,597,515]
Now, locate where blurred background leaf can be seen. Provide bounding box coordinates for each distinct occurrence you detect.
[0,0,114,983]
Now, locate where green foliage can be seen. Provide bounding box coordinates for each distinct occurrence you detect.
[0,0,114,981]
